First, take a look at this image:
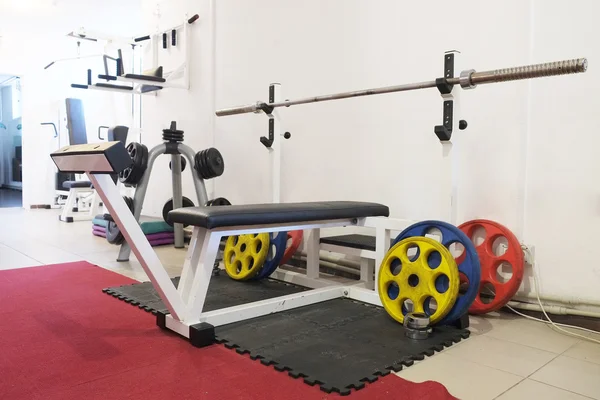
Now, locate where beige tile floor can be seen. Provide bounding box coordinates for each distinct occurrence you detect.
[1,207,599,400]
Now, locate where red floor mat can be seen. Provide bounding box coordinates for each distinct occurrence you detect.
[0,262,456,399]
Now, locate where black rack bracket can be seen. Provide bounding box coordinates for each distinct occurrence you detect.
[260,85,276,148]
[434,53,455,141]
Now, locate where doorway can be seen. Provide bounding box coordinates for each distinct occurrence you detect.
[0,75,23,207]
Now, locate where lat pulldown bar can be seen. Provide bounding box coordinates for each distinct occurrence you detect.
[215,58,587,117]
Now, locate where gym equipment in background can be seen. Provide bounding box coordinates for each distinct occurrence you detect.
[279,230,303,266]
[57,99,129,222]
[59,181,101,223]
[205,197,231,206]
[251,231,288,280]
[378,236,459,325]
[92,214,175,246]
[393,220,480,326]
[70,14,199,95]
[458,219,525,314]
[65,98,88,145]
[109,121,226,261]
[224,234,270,280]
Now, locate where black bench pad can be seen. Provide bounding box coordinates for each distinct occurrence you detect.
[62,180,93,189]
[167,201,389,229]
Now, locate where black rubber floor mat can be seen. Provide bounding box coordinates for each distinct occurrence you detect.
[216,298,469,396]
[104,277,469,396]
[102,273,307,314]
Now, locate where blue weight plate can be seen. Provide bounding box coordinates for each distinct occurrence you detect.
[392,220,481,325]
[252,231,288,280]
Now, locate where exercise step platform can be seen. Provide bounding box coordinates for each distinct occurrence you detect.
[320,234,394,252]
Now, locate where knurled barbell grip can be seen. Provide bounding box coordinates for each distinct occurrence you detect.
[453,58,588,87]
[215,104,261,116]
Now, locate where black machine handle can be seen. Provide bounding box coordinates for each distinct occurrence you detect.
[132,14,198,46]
[41,122,58,138]
[98,126,110,140]
[134,35,151,43]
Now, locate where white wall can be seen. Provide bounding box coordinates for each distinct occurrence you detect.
[141,0,594,303]
[0,0,143,206]
[213,0,531,228]
[524,0,598,301]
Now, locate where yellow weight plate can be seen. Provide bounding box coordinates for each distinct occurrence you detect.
[377,236,459,325]
[224,233,270,280]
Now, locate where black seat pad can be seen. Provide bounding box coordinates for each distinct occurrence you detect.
[63,180,93,189]
[167,201,389,229]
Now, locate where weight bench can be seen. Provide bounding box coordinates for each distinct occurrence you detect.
[59,180,101,222]
[50,142,404,347]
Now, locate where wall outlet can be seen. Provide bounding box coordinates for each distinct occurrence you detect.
[521,244,535,266]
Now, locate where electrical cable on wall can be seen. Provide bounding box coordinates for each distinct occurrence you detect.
[487,245,600,345]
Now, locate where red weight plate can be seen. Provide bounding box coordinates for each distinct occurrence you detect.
[458,219,524,314]
[279,230,303,266]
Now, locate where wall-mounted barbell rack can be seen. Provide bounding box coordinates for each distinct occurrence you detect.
[216,58,587,118]
[214,55,588,223]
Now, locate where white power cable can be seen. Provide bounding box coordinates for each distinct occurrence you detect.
[504,245,600,345]
[506,304,600,340]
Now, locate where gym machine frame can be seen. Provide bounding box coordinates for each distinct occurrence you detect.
[70,14,199,94]
[52,55,586,345]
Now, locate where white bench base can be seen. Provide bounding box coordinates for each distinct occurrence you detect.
[59,187,101,223]
[88,172,396,345]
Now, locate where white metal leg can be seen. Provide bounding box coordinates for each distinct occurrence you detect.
[320,243,376,260]
[442,50,461,225]
[186,231,223,321]
[346,285,383,307]
[177,227,205,303]
[167,286,346,331]
[88,173,186,320]
[374,227,391,280]
[60,188,100,222]
[270,269,340,288]
[89,191,101,216]
[306,228,321,279]
[271,84,282,203]
[360,258,375,290]
[60,190,77,221]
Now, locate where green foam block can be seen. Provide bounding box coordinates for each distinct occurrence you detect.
[93,217,108,228]
[140,220,174,235]
[92,215,174,235]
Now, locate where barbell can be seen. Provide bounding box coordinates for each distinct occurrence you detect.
[215,58,587,117]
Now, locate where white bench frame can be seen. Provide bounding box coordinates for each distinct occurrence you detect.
[88,173,405,341]
[59,186,101,222]
[317,218,416,290]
